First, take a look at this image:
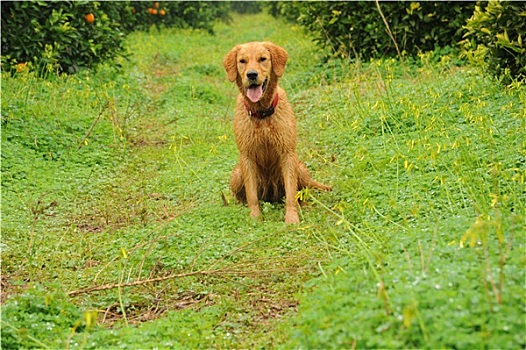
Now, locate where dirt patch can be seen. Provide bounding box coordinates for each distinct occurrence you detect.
[73,186,181,234]
[99,290,216,327]
[250,296,298,324]
[1,274,13,304]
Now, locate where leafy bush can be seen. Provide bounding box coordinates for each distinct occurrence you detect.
[122,1,230,34]
[264,2,301,22]
[461,1,526,84]
[270,2,474,60]
[230,1,263,15]
[1,1,127,74]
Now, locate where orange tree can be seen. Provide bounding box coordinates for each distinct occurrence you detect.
[1,1,230,75]
[120,1,230,34]
[268,2,475,60]
[1,1,126,74]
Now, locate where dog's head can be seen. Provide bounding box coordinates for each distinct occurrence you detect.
[223,42,288,103]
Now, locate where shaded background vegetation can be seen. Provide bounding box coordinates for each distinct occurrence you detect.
[2,1,525,83]
[269,1,475,58]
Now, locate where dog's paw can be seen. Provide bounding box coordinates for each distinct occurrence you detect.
[249,207,261,219]
[285,211,300,224]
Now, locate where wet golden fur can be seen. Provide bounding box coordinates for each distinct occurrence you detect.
[223,42,331,224]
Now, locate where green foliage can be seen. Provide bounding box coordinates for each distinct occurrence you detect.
[280,53,525,348]
[122,1,230,34]
[0,1,230,75]
[281,55,525,347]
[83,308,222,348]
[1,284,90,349]
[287,244,525,349]
[1,1,127,74]
[230,1,263,15]
[264,2,301,22]
[461,1,526,84]
[270,2,474,60]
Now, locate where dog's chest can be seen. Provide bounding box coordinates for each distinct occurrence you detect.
[234,115,289,165]
[244,118,285,150]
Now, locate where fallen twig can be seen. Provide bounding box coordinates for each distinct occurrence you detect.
[375,0,411,79]
[68,267,300,296]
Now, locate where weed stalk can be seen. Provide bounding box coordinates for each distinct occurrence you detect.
[307,192,392,315]
[118,248,129,327]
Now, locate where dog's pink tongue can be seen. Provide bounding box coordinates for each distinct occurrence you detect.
[247,85,263,103]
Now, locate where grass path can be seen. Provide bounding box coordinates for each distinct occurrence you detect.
[2,12,525,349]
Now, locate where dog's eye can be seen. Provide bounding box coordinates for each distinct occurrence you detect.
[239,59,246,64]
[260,57,267,62]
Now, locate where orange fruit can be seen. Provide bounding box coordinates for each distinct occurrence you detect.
[84,13,95,23]
[151,8,158,15]
[16,62,27,73]
[153,2,159,9]
[159,9,166,16]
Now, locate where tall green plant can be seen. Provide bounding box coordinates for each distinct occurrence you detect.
[461,1,526,84]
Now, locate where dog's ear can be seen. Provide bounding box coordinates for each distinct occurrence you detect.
[263,42,288,77]
[223,45,240,82]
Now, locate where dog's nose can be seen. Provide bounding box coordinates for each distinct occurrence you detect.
[246,69,258,81]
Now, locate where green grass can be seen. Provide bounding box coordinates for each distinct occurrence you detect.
[2,12,525,349]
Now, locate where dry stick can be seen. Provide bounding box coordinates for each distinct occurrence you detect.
[102,303,119,323]
[74,236,283,297]
[424,223,438,274]
[27,200,41,256]
[401,243,414,274]
[189,238,212,272]
[499,236,513,302]
[374,0,410,79]
[401,246,429,340]
[484,247,502,305]
[70,270,208,296]
[77,101,108,150]
[117,267,129,327]
[27,195,57,255]
[418,240,425,275]
[68,268,299,296]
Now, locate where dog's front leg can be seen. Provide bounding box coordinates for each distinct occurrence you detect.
[240,157,261,219]
[282,159,300,224]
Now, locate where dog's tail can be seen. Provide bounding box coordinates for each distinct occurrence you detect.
[308,179,332,192]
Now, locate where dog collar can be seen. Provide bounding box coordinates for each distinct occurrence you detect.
[244,93,279,119]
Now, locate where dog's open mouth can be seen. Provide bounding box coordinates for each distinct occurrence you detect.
[246,79,267,103]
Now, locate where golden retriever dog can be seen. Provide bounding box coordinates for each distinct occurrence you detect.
[223,42,331,224]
